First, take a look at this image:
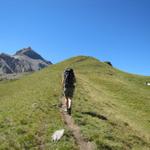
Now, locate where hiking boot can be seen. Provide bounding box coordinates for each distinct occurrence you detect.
[67,108,71,115]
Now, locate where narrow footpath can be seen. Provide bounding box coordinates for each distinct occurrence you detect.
[60,98,96,150]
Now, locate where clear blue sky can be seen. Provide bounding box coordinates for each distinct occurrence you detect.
[0,0,150,75]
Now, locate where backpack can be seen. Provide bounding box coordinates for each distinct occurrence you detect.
[64,68,75,88]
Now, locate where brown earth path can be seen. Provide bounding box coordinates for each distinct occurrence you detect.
[60,99,96,150]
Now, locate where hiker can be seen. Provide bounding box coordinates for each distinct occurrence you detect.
[62,68,76,114]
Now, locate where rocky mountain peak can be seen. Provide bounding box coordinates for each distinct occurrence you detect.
[15,47,45,60]
[0,47,52,75]
[15,47,32,54]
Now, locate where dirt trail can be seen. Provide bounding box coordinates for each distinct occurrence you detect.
[60,102,96,150]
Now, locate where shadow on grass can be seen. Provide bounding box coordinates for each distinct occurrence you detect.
[81,111,108,121]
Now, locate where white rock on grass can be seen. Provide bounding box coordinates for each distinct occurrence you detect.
[52,129,65,142]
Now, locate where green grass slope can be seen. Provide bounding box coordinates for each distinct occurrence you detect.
[0,56,150,150]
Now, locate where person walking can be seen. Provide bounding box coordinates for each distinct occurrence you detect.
[62,68,76,115]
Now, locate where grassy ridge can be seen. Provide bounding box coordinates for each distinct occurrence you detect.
[0,56,150,149]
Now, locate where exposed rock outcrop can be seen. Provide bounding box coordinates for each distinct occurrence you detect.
[0,47,52,74]
[104,61,113,67]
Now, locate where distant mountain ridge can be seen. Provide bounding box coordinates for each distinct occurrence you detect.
[0,47,52,74]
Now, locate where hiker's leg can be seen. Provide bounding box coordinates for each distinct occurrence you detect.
[64,87,68,109]
[67,97,72,115]
[65,97,69,109]
[68,98,72,109]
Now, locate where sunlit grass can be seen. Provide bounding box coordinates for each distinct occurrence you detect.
[0,56,150,149]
